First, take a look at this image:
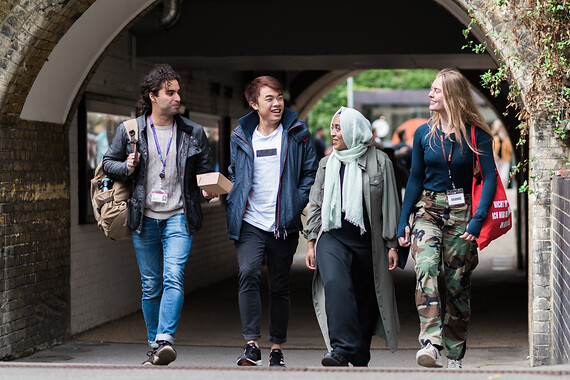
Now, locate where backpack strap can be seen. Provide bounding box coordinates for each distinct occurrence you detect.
[123,118,139,165]
[124,118,138,140]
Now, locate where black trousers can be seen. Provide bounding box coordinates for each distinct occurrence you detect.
[316,231,379,366]
[235,222,299,344]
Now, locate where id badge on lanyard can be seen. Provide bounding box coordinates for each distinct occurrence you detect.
[446,188,465,207]
[149,116,174,204]
[151,185,168,204]
[440,132,466,207]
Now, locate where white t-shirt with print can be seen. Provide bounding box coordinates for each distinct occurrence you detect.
[243,124,283,232]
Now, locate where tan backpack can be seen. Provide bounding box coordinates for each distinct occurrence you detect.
[90,119,138,240]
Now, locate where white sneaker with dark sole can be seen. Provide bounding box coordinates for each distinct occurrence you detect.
[416,343,442,368]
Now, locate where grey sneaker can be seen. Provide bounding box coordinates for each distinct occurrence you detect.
[447,358,463,369]
[142,341,177,366]
[416,343,442,368]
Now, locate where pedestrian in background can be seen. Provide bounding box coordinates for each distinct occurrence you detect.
[225,76,317,367]
[393,129,413,174]
[398,69,496,369]
[313,126,326,160]
[304,107,400,367]
[103,64,217,366]
[491,119,513,187]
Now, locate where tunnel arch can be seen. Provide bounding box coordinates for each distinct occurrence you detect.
[19,0,156,123]
[1,1,530,125]
[0,0,564,366]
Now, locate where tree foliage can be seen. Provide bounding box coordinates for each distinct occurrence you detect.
[307,69,437,134]
[354,70,437,91]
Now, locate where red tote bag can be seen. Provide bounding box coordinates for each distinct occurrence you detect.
[470,126,512,250]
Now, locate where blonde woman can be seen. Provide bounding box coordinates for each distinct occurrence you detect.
[398,69,496,369]
[304,107,401,367]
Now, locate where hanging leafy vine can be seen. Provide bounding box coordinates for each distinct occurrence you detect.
[522,0,570,140]
[462,0,570,193]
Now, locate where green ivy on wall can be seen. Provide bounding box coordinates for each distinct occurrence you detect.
[463,0,570,193]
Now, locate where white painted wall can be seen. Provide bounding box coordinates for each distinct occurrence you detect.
[21,0,155,123]
[69,109,141,335]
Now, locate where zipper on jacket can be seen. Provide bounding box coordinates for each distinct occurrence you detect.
[233,131,254,156]
[274,122,302,238]
[178,133,187,218]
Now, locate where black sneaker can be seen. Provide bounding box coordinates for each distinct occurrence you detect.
[236,342,262,366]
[142,341,177,366]
[269,348,286,367]
[321,350,349,366]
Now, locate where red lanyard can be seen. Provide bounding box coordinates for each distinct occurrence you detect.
[439,129,456,189]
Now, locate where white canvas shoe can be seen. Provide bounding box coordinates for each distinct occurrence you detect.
[416,343,442,368]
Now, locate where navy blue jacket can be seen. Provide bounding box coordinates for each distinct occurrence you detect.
[397,123,496,238]
[226,108,318,240]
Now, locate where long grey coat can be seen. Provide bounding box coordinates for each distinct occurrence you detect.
[303,146,401,353]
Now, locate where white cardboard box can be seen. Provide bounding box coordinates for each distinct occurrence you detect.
[196,172,233,194]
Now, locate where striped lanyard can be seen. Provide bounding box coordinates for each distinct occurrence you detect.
[149,115,174,180]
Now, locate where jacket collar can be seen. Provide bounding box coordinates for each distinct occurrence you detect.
[140,113,194,134]
[322,146,372,170]
[358,146,371,170]
[237,107,299,139]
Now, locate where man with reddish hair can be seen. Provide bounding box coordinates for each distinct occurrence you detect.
[226,76,317,367]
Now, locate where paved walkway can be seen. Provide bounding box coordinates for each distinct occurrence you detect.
[7,190,570,378]
[4,344,569,380]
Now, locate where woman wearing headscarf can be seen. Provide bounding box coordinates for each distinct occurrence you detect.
[304,107,401,367]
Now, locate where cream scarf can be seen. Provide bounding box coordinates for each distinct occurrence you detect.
[321,107,373,235]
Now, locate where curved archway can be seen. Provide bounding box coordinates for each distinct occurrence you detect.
[295,70,363,120]
[0,0,564,366]
[19,0,156,123]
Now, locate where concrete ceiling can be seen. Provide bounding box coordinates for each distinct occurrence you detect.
[20,0,503,124]
[131,0,498,72]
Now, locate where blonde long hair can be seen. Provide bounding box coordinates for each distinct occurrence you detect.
[428,68,492,152]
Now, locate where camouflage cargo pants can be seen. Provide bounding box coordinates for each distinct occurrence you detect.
[410,190,478,360]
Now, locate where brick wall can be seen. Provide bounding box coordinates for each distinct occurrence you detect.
[552,171,570,364]
[0,0,100,360]
[0,118,70,358]
[0,0,95,121]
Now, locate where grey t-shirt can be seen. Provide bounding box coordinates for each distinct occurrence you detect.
[144,118,183,219]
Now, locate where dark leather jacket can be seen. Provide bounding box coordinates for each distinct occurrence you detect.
[225,108,318,240]
[102,114,214,235]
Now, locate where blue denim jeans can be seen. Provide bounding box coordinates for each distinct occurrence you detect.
[131,213,192,347]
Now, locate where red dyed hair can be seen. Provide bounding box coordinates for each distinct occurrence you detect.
[244,76,283,106]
